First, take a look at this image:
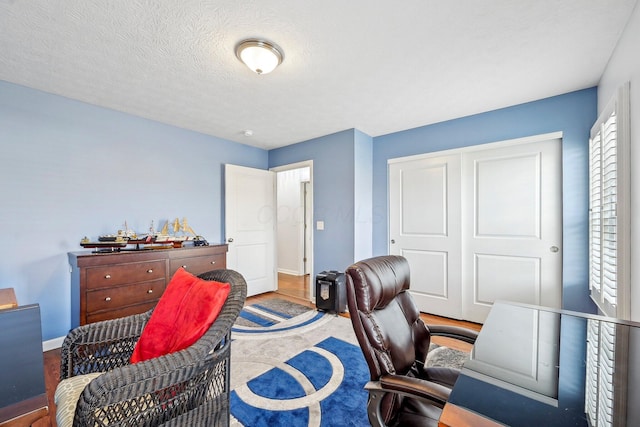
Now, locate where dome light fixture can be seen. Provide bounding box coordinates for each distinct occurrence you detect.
[235,39,283,75]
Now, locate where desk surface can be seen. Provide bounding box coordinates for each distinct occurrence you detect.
[0,394,48,427]
[448,301,640,427]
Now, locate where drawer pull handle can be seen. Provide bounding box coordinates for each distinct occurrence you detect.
[147,289,153,294]
[147,269,153,273]
[210,261,216,265]
[182,265,187,269]
[105,297,112,302]
[105,274,111,279]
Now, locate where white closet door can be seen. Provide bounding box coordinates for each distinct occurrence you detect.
[389,154,462,319]
[461,138,562,323]
[389,135,562,323]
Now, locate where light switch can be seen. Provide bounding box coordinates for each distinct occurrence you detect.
[316,220,325,230]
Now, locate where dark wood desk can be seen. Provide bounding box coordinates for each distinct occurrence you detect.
[439,402,504,427]
[446,301,640,426]
[0,293,49,427]
[0,396,49,427]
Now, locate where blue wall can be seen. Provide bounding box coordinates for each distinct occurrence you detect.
[0,81,268,341]
[269,129,357,275]
[1,79,598,341]
[372,88,598,313]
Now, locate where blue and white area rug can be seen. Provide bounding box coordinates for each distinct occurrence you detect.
[234,299,314,328]
[232,299,331,339]
[230,300,470,426]
[230,305,369,426]
[231,336,369,426]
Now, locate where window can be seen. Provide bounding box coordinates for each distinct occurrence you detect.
[589,83,630,319]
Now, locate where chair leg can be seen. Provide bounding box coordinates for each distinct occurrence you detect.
[367,389,388,427]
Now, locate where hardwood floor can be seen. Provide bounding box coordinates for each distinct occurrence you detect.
[40,348,60,427]
[277,272,310,300]
[274,273,481,352]
[39,274,480,426]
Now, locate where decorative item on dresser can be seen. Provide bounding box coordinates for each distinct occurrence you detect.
[68,244,228,326]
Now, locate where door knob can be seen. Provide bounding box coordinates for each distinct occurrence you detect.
[550,246,559,253]
[391,239,396,244]
[228,238,234,243]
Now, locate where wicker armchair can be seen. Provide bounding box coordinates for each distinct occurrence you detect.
[55,269,246,427]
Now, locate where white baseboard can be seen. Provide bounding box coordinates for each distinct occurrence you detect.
[43,336,65,352]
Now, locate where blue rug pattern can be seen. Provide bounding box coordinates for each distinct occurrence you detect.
[232,299,329,336]
[237,303,294,327]
[231,336,370,426]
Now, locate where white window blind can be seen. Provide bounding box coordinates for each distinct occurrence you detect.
[585,319,629,427]
[585,320,599,424]
[589,83,630,319]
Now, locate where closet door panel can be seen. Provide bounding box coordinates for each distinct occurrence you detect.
[462,138,562,323]
[389,154,462,319]
[474,254,541,305]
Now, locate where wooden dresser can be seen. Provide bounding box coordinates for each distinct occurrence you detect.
[68,244,227,326]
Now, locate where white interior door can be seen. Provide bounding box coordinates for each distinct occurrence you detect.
[225,164,277,297]
[389,154,462,319]
[461,138,562,322]
[303,181,312,275]
[389,135,562,323]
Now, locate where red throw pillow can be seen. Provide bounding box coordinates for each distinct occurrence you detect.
[130,268,231,363]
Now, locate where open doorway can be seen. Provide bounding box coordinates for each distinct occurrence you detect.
[271,161,313,301]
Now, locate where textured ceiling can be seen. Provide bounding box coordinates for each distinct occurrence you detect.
[0,0,637,149]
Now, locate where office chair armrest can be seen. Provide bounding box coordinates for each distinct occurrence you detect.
[364,377,451,427]
[427,324,478,344]
[376,374,451,405]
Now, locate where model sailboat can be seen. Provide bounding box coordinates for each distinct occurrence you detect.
[154,217,198,244]
[81,217,206,251]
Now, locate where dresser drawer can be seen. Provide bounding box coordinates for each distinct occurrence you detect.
[87,301,158,324]
[70,244,227,326]
[86,279,165,313]
[169,254,224,277]
[86,260,166,289]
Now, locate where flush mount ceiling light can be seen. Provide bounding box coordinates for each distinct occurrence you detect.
[235,39,283,75]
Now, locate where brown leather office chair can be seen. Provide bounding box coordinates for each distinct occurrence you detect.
[345,256,478,427]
